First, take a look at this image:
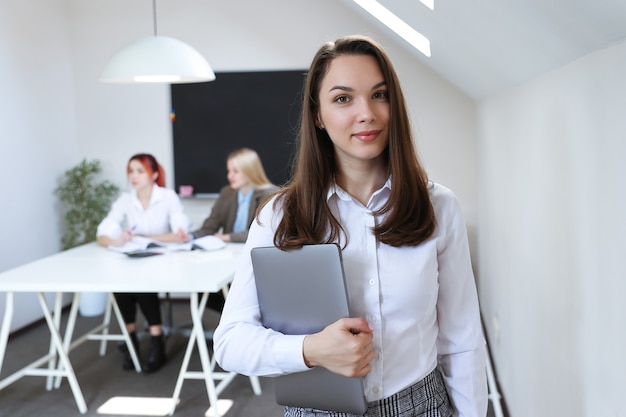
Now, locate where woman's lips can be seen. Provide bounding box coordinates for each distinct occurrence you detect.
[353,130,381,142]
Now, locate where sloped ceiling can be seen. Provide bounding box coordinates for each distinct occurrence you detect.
[345,0,626,99]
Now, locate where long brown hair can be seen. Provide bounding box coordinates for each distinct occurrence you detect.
[268,35,435,250]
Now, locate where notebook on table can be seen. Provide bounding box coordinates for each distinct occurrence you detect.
[250,244,368,415]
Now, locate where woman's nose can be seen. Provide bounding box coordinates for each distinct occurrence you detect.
[356,99,375,123]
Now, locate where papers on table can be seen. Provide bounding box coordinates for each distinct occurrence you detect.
[169,235,227,252]
[108,235,226,254]
[108,236,166,253]
[191,235,227,251]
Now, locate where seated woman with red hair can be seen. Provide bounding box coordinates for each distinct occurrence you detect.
[97,153,190,373]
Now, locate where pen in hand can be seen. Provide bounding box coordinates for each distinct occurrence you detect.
[116,226,136,246]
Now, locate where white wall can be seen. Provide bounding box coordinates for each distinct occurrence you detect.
[0,0,79,330]
[68,0,477,223]
[0,1,477,332]
[477,40,626,417]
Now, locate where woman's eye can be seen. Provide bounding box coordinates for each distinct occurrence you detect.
[334,95,350,104]
[373,91,388,100]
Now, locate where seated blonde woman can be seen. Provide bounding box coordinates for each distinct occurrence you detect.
[190,148,279,243]
[190,148,279,312]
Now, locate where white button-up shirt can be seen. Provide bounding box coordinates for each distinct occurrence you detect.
[97,184,190,238]
[214,180,487,417]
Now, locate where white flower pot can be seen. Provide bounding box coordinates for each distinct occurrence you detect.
[78,292,109,317]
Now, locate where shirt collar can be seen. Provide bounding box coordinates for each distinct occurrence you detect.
[238,189,254,204]
[326,176,392,205]
[131,184,163,207]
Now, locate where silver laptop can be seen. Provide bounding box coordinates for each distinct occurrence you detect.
[251,244,368,414]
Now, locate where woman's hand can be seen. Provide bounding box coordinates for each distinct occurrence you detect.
[302,317,375,378]
[115,230,133,246]
[143,229,190,243]
[175,228,191,242]
[97,232,131,247]
[214,232,231,242]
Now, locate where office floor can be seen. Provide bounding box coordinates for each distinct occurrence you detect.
[0,300,498,417]
[0,300,282,417]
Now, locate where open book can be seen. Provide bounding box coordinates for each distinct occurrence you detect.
[107,236,166,254]
[108,235,226,254]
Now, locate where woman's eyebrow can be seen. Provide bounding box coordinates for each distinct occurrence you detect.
[328,81,386,93]
[372,81,386,89]
[328,85,352,93]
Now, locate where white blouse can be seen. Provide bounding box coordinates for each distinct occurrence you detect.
[213,181,487,417]
[96,184,190,238]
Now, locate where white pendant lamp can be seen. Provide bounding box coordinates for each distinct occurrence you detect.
[100,0,215,84]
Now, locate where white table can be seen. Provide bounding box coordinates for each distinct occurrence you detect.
[0,242,261,415]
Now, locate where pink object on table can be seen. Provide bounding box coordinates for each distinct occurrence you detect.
[179,185,194,197]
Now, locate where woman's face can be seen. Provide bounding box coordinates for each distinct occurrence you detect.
[316,54,390,167]
[127,159,156,191]
[227,158,250,190]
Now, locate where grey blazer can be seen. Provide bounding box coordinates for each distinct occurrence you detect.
[192,185,279,242]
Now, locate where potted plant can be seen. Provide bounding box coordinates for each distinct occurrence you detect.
[56,158,120,316]
[56,158,120,250]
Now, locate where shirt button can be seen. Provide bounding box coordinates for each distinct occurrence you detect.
[369,279,375,285]
[372,386,380,394]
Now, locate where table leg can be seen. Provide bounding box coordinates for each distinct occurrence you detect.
[169,302,200,415]
[169,292,221,416]
[192,293,221,415]
[37,292,87,414]
[109,294,141,372]
[55,292,141,379]
[45,292,64,390]
[0,292,14,374]
[99,293,114,356]
[54,292,81,389]
[249,375,262,396]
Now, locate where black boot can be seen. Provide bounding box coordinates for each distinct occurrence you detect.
[122,332,141,371]
[143,335,166,373]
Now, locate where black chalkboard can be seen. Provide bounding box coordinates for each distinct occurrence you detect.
[171,70,306,195]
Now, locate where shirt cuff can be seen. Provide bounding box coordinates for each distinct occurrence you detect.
[273,334,311,373]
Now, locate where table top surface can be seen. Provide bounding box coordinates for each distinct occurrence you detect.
[0,242,245,293]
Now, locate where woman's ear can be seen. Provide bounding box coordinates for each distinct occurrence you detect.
[315,114,324,129]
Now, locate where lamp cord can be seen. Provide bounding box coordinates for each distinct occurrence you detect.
[152,0,158,36]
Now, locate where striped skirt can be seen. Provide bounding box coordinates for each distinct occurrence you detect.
[284,368,453,417]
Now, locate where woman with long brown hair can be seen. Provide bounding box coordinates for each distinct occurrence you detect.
[214,36,487,417]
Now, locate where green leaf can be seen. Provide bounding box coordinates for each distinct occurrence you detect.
[56,158,120,250]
